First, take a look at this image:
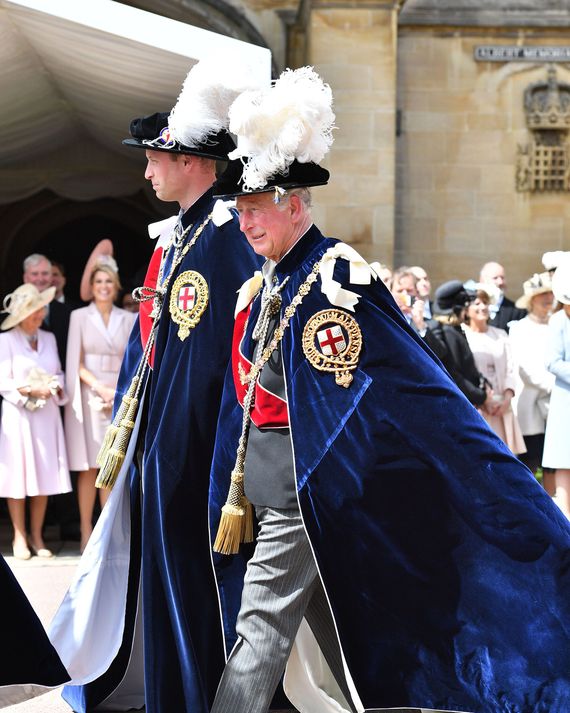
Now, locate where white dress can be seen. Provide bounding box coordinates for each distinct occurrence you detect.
[508,316,555,436]
[542,309,570,469]
[464,324,526,455]
[0,328,71,498]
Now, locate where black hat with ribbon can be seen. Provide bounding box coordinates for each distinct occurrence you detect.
[123,111,236,161]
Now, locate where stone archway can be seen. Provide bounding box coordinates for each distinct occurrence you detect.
[0,190,162,300]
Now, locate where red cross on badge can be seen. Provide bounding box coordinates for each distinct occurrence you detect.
[317,325,346,356]
[178,285,196,311]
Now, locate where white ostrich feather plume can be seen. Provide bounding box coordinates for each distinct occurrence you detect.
[228,66,335,191]
[169,58,266,148]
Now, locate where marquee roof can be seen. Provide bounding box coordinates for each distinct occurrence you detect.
[0,0,271,203]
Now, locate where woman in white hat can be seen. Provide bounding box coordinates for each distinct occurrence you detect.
[509,273,555,483]
[0,284,71,559]
[542,257,570,518]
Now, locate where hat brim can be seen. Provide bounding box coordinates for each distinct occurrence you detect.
[213,158,330,199]
[1,287,56,331]
[122,138,232,161]
[515,286,553,310]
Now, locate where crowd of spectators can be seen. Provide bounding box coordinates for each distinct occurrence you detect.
[0,246,568,557]
[379,251,570,519]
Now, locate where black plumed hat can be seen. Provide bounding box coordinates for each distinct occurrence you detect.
[122,111,236,161]
[213,157,330,199]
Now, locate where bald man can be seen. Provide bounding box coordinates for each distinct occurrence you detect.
[479,261,526,332]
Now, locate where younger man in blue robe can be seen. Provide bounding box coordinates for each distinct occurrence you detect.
[49,64,263,713]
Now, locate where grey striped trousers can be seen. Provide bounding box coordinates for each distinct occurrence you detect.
[211,505,356,713]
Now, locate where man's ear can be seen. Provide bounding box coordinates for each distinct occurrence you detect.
[180,155,194,171]
[289,194,303,221]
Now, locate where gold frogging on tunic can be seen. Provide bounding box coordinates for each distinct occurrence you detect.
[169,270,209,341]
[302,309,362,387]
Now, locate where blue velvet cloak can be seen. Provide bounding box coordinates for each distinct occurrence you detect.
[62,189,261,713]
[1,553,69,686]
[209,226,570,713]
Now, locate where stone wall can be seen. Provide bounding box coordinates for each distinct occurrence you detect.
[297,3,401,267]
[396,28,570,296]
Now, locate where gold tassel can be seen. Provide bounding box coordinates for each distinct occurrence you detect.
[95,424,119,468]
[95,396,138,490]
[242,497,254,544]
[213,469,248,554]
[95,376,140,467]
[213,503,247,555]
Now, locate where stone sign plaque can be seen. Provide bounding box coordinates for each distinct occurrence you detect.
[475,46,570,62]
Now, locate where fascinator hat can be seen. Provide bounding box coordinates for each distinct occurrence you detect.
[80,239,120,302]
[463,279,501,305]
[123,59,266,161]
[515,272,553,310]
[214,66,335,199]
[2,284,55,331]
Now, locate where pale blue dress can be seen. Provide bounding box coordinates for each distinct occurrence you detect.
[542,309,570,468]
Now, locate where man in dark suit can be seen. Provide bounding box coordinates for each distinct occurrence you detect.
[479,261,526,332]
[23,253,78,541]
[23,254,73,365]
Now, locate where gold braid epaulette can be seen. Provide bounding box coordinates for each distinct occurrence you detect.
[213,258,322,555]
[95,213,212,490]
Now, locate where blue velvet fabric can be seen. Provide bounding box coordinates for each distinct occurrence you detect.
[1,553,69,686]
[209,226,570,713]
[63,189,261,713]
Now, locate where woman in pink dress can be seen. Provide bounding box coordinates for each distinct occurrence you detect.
[0,284,71,559]
[65,258,136,551]
[464,287,526,456]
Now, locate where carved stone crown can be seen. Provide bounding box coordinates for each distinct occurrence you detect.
[524,67,570,131]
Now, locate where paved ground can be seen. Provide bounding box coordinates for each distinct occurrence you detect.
[0,522,80,712]
[0,520,429,713]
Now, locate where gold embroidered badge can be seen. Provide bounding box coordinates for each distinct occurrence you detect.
[169,270,209,341]
[302,309,362,387]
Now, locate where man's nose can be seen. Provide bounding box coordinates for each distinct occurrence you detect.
[239,212,251,231]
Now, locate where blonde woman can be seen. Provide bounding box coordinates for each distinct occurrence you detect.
[65,257,136,551]
[0,284,71,559]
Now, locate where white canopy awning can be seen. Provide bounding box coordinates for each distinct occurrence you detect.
[0,0,271,203]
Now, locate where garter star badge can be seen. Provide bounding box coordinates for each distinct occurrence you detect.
[169,270,208,341]
[302,309,362,388]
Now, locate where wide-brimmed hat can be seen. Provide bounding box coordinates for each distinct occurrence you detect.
[433,280,475,316]
[552,255,570,306]
[515,272,553,310]
[122,111,236,161]
[1,284,55,330]
[542,250,570,273]
[214,66,335,199]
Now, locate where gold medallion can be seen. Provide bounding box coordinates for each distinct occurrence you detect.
[169,270,209,341]
[302,309,362,387]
